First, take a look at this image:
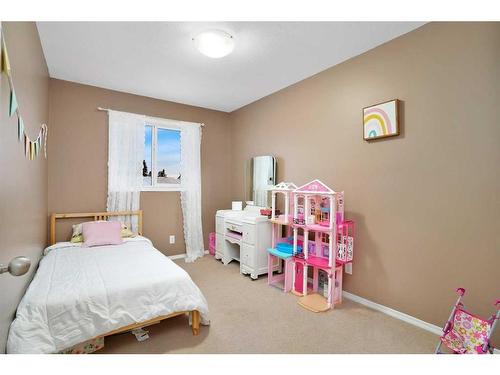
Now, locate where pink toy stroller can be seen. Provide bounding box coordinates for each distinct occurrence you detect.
[435,288,500,354]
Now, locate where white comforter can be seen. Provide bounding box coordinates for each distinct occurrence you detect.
[7,236,209,354]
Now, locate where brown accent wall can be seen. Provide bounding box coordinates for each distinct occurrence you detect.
[48,79,232,256]
[0,22,49,353]
[229,22,500,343]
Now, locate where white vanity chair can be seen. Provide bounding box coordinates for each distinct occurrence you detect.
[215,204,272,280]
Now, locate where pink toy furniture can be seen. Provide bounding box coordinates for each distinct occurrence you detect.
[435,288,500,354]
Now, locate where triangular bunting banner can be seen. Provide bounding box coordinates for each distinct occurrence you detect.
[24,135,29,158]
[17,116,24,141]
[1,37,11,75]
[9,89,18,116]
[42,124,48,158]
[2,29,48,160]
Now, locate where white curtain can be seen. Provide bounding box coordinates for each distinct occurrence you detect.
[180,124,204,262]
[106,110,146,233]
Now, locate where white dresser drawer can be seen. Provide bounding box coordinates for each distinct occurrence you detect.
[225,220,242,234]
[241,243,254,268]
[242,224,255,245]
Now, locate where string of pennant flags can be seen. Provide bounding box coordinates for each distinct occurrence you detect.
[1,31,48,160]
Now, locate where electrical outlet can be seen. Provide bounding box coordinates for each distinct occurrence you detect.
[345,263,352,275]
[169,235,175,244]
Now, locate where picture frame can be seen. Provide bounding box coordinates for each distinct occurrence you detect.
[363,99,400,141]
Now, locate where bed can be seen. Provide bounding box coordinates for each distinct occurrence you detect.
[6,210,209,354]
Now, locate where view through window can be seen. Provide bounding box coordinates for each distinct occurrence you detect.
[143,124,181,188]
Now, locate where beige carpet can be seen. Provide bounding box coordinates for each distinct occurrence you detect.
[99,256,437,354]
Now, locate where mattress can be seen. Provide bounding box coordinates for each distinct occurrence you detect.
[7,236,209,354]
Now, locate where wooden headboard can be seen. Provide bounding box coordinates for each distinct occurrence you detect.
[49,210,143,245]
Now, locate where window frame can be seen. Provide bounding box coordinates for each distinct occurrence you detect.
[141,117,184,192]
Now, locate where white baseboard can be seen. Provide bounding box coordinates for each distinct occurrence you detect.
[342,291,500,354]
[165,255,499,353]
[168,250,209,261]
[343,291,446,336]
[168,253,186,260]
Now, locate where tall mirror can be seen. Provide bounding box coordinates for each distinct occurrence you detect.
[251,155,277,207]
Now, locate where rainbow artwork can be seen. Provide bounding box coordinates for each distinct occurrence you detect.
[363,99,399,140]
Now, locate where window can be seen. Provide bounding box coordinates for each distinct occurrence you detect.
[142,120,182,191]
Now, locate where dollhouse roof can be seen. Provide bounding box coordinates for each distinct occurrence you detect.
[293,179,335,194]
[272,182,298,191]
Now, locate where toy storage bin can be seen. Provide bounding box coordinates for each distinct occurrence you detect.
[208,232,216,255]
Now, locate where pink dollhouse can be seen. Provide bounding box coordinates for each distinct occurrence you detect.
[267,179,355,312]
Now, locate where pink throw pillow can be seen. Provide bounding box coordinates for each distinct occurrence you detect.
[82,221,123,247]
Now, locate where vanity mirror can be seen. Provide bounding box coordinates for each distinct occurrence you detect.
[251,155,276,207]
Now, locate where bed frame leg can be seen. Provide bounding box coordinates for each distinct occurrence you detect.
[191,310,200,336]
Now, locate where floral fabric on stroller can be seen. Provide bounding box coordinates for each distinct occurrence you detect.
[436,288,500,354]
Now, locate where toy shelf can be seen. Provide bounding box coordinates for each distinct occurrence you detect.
[305,255,330,269]
[296,254,348,269]
[292,223,333,233]
[268,247,294,259]
[269,216,293,226]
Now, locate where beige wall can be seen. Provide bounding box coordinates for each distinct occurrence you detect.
[229,22,500,343]
[48,79,232,255]
[0,22,49,353]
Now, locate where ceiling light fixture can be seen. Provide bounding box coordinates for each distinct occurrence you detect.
[192,30,235,58]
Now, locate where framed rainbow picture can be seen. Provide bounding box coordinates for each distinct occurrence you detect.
[363,99,400,140]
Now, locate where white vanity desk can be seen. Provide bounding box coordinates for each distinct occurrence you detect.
[215,205,272,279]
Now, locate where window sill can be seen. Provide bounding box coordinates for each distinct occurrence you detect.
[141,186,184,192]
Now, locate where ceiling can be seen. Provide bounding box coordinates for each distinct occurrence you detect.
[37,22,424,112]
